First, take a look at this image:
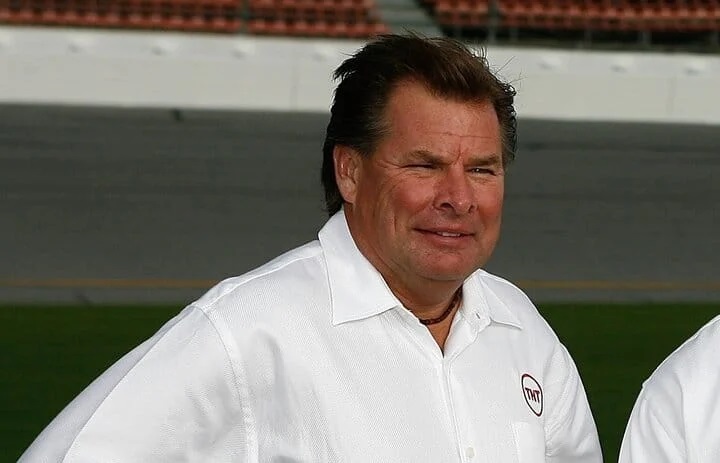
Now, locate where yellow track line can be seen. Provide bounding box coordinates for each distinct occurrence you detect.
[0,278,216,289]
[1,278,720,291]
[517,280,720,291]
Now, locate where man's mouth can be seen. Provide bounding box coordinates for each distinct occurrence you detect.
[418,228,474,238]
[434,231,462,237]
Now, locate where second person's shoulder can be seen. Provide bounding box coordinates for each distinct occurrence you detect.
[644,313,720,392]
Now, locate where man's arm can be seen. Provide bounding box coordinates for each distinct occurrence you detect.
[544,343,603,463]
[19,305,250,462]
[619,385,686,463]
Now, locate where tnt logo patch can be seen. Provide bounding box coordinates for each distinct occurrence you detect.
[521,374,543,417]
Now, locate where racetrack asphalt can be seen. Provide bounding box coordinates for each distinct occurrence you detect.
[2,105,719,304]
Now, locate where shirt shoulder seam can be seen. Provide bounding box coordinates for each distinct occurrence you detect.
[196,247,322,313]
[62,306,210,461]
[191,304,257,461]
[543,343,584,449]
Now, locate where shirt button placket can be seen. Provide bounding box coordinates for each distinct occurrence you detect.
[439,359,466,463]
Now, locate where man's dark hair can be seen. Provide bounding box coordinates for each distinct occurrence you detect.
[321,34,517,216]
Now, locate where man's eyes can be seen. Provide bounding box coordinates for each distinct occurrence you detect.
[404,164,498,174]
[468,167,496,175]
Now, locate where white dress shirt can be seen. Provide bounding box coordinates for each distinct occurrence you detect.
[21,210,602,462]
[619,314,720,463]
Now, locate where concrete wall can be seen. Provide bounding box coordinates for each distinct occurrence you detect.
[1,26,719,124]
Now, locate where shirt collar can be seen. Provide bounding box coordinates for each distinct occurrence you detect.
[318,210,523,331]
[318,210,401,325]
[461,273,523,331]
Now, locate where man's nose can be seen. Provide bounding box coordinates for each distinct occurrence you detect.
[434,169,475,215]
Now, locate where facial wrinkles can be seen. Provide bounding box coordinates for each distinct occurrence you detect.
[356,155,431,285]
[431,128,496,140]
[414,100,492,134]
[351,157,405,272]
[419,122,498,156]
[371,157,408,240]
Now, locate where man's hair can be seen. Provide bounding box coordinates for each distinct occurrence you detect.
[320,34,517,216]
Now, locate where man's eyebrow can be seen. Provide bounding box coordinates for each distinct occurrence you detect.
[468,153,503,165]
[405,149,443,163]
[406,150,502,166]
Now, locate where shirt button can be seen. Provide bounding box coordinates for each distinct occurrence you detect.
[465,447,475,459]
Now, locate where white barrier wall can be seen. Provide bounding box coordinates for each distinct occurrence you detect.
[1,26,719,124]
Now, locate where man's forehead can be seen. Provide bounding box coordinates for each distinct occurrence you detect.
[428,129,500,139]
[405,149,502,163]
[386,104,501,141]
[385,85,497,124]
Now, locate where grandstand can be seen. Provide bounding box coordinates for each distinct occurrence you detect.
[0,4,718,122]
[0,1,718,118]
[0,0,718,46]
[1,1,718,119]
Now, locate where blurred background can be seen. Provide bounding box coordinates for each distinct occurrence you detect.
[1,1,719,461]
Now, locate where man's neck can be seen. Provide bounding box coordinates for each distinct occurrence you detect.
[389,281,462,352]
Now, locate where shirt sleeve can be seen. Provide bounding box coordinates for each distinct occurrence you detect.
[618,384,686,463]
[544,343,603,463]
[18,305,251,463]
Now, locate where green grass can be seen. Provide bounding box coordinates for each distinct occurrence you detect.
[539,303,719,461]
[1,303,718,461]
[0,305,179,462]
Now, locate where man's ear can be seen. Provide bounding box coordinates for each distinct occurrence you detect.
[333,145,362,205]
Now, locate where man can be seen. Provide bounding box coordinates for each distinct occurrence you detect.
[21,35,601,462]
[619,314,720,462]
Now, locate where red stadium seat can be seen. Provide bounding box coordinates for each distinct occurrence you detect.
[246,0,387,38]
[2,0,716,38]
[0,0,242,32]
[435,0,489,27]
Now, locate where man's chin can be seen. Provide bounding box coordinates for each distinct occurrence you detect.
[416,264,479,283]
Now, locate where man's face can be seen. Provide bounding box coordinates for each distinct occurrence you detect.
[338,80,505,291]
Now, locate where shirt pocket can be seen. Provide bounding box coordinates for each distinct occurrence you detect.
[511,421,546,463]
